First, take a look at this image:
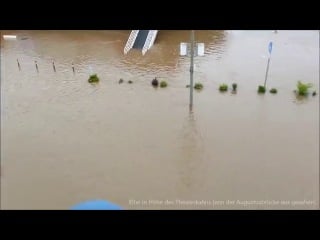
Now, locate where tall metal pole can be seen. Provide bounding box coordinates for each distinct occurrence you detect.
[264,41,273,88]
[264,56,271,88]
[189,30,195,111]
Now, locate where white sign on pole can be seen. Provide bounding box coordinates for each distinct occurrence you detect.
[268,41,273,54]
[197,43,204,56]
[180,42,188,56]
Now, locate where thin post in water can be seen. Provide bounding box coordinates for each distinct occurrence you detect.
[72,63,75,74]
[264,57,271,88]
[35,60,39,72]
[264,41,273,88]
[52,61,56,72]
[189,30,195,112]
[17,59,21,71]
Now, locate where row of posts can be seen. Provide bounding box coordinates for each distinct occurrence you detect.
[16,59,75,74]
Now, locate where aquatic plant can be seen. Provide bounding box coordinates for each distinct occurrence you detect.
[219,84,228,92]
[270,88,277,94]
[160,81,168,88]
[88,74,99,83]
[296,81,312,96]
[194,83,203,90]
[258,85,266,94]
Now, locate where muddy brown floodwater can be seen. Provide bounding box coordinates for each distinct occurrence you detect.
[0,30,319,209]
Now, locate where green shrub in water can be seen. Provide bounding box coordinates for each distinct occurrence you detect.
[219,84,228,92]
[258,85,266,94]
[270,88,277,94]
[160,81,168,88]
[88,74,99,83]
[194,83,203,90]
[232,83,237,91]
[296,81,312,96]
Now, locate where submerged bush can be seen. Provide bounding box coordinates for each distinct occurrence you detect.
[219,84,228,92]
[258,85,266,94]
[88,74,99,83]
[296,81,312,96]
[232,83,237,91]
[194,83,203,90]
[151,78,159,87]
[270,88,277,94]
[160,81,168,88]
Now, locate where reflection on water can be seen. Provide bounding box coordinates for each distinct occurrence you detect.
[293,92,316,105]
[176,112,205,199]
[0,30,319,209]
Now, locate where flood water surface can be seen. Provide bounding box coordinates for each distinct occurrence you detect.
[1,30,319,209]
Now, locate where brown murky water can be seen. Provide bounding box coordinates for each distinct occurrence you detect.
[1,30,319,209]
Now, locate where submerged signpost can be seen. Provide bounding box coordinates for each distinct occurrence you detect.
[264,41,273,88]
[180,30,204,112]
